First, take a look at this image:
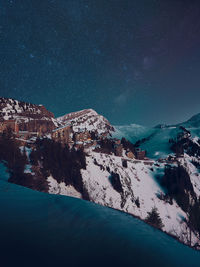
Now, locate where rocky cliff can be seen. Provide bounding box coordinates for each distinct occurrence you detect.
[0,97,57,133]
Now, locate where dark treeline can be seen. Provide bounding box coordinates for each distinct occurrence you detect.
[121,137,135,153]
[0,128,35,189]
[0,128,89,199]
[162,164,200,244]
[96,137,136,156]
[170,128,200,157]
[97,138,116,154]
[30,138,89,199]
[134,133,156,148]
[188,199,200,244]
[162,165,194,212]
[145,207,164,230]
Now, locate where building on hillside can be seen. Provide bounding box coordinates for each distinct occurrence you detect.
[52,124,73,144]
[15,131,39,146]
[74,130,91,142]
[74,141,84,149]
[17,119,55,136]
[167,155,178,163]
[135,148,146,160]
[126,149,135,159]
[115,144,123,157]
[18,131,38,139]
[0,120,19,134]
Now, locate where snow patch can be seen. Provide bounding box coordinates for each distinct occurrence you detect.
[47,176,81,198]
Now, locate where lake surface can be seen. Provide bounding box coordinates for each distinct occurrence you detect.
[0,180,200,267]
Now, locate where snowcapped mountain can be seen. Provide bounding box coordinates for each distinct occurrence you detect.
[114,114,200,160]
[0,97,54,121]
[113,123,152,143]
[47,134,200,248]
[1,98,200,250]
[177,113,200,128]
[56,108,114,135]
[113,124,176,159]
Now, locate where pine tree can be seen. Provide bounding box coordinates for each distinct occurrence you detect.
[145,207,164,229]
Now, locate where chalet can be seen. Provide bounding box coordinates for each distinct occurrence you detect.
[167,155,179,163]
[135,148,146,160]
[126,149,135,159]
[74,141,84,149]
[52,124,73,144]
[74,130,91,142]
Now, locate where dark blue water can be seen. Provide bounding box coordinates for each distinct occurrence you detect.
[0,180,200,267]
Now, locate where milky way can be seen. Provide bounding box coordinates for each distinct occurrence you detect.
[1,0,200,125]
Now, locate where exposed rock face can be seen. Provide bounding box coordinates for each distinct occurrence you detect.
[0,97,57,133]
[52,125,73,144]
[0,97,115,138]
[56,109,115,136]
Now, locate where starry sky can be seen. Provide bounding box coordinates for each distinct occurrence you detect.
[1,0,200,126]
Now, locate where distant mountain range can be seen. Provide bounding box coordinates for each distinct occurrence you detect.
[1,97,200,250]
[177,113,200,128]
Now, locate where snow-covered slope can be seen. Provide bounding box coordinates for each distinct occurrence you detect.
[47,149,200,247]
[114,119,200,160]
[2,178,200,267]
[45,118,200,248]
[0,97,54,121]
[2,98,200,249]
[177,113,200,128]
[82,151,200,247]
[113,124,180,159]
[56,109,114,135]
[113,123,151,143]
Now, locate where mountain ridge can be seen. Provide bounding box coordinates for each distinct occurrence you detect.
[1,96,200,250]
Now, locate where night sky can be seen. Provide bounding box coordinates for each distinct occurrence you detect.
[1,0,200,126]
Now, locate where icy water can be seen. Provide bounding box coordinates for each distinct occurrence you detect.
[0,180,200,267]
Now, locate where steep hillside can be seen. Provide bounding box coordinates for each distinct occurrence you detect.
[47,148,200,249]
[177,113,200,128]
[1,98,200,250]
[113,125,178,159]
[113,124,151,143]
[1,179,200,267]
[114,114,200,160]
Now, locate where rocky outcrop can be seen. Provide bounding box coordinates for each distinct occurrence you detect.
[56,109,115,136]
[0,97,56,133]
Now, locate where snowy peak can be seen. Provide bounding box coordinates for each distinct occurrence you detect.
[113,123,148,143]
[0,97,54,122]
[0,98,114,136]
[57,109,97,121]
[57,108,114,135]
